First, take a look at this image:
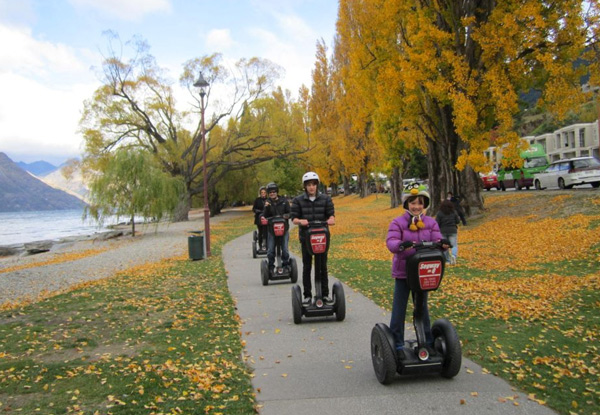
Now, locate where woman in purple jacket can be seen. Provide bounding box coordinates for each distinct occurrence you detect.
[386,183,448,358]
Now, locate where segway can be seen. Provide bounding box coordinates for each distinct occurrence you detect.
[371,241,461,384]
[252,217,268,258]
[260,216,298,285]
[291,221,345,324]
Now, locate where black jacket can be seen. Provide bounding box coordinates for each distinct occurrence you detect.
[435,210,460,235]
[252,196,267,225]
[290,192,335,241]
[263,197,291,220]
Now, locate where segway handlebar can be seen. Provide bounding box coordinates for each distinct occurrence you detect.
[307,220,329,227]
[400,240,451,251]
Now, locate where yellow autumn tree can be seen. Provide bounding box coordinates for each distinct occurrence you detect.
[333,7,384,198]
[332,0,600,212]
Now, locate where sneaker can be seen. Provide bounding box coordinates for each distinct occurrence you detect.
[396,348,405,360]
[302,297,312,305]
[322,296,332,304]
[450,254,457,265]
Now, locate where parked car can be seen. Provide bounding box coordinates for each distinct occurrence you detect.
[480,171,500,191]
[533,157,600,190]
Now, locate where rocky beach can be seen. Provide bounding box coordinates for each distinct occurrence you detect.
[0,208,250,306]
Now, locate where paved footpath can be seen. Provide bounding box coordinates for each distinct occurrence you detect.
[224,231,557,415]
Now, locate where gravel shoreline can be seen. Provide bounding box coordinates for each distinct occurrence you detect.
[0,208,250,306]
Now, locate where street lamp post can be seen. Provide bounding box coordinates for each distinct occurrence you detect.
[194,72,211,257]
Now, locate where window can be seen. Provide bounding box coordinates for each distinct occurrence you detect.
[559,162,570,171]
[579,129,585,147]
[563,132,569,147]
[555,134,561,148]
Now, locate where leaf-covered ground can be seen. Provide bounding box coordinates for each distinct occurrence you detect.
[0,215,257,415]
[327,191,599,415]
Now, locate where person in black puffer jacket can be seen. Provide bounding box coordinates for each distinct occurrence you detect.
[291,171,335,304]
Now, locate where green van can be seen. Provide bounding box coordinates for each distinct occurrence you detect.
[497,144,549,191]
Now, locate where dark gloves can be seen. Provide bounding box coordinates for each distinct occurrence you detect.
[440,238,452,248]
[399,241,414,251]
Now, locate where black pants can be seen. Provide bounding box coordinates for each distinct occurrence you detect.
[257,225,267,246]
[301,240,329,298]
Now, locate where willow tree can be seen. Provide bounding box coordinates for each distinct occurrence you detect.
[85,147,184,236]
[80,33,308,220]
[333,0,600,213]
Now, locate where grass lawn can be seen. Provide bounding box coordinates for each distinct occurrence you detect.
[328,191,600,415]
[2,190,599,415]
[0,215,257,415]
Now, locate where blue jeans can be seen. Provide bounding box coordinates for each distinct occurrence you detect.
[441,232,458,262]
[267,231,290,269]
[390,278,433,349]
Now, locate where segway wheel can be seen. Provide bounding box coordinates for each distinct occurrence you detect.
[290,257,298,284]
[333,282,345,321]
[253,230,258,242]
[432,318,462,379]
[291,285,303,324]
[261,260,269,286]
[252,241,257,258]
[371,325,396,385]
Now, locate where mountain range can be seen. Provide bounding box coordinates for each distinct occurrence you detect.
[0,152,86,212]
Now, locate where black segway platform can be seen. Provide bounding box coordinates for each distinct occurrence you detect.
[370,241,461,384]
[252,221,268,258]
[291,222,345,324]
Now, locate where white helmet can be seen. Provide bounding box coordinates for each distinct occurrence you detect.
[302,171,320,185]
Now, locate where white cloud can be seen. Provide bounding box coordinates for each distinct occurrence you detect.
[68,0,171,21]
[0,23,99,164]
[0,72,96,162]
[206,29,235,51]
[0,24,88,77]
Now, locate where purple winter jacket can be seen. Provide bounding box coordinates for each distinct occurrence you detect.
[386,211,443,279]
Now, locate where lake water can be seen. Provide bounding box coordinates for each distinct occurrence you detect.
[0,209,119,245]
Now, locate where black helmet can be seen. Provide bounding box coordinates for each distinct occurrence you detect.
[266,182,278,194]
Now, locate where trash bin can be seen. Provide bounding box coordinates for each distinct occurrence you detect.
[188,231,204,260]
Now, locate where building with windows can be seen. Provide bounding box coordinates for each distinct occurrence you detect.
[484,121,600,169]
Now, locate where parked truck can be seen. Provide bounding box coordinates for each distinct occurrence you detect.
[497,144,549,190]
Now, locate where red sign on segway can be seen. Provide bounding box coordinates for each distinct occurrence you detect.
[418,260,442,290]
[310,233,327,254]
[273,222,285,236]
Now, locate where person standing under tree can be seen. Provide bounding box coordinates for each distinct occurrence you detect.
[447,191,467,226]
[291,172,335,304]
[435,199,460,264]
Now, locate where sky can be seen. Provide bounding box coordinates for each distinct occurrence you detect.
[0,0,339,166]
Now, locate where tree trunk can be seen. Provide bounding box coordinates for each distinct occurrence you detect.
[131,213,136,237]
[390,166,401,208]
[173,192,191,222]
[343,176,350,196]
[458,166,484,216]
[426,105,485,217]
[358,173,368,198]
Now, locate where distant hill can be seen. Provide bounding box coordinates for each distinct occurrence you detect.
[0,152,86,212]
[17,160,57,176]
[39,159,89,202]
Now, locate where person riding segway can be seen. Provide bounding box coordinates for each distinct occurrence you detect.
[290,172,345,323]
[252,186,268,258]
[260,182,298,285]
[370,183,461,384]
